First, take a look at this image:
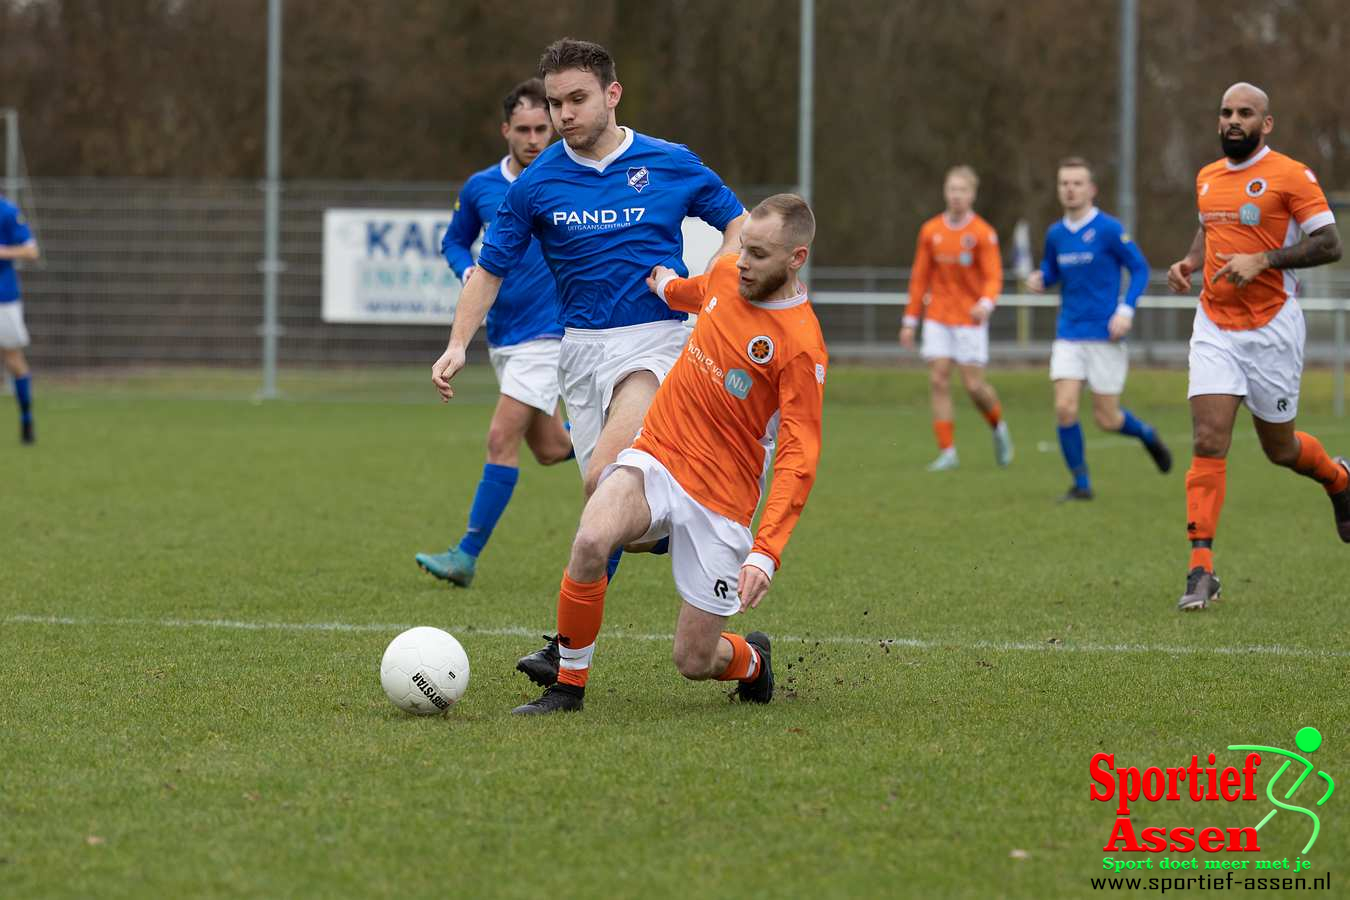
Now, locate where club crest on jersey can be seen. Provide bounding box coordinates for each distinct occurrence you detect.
[1245,177,1268,198]
[1082,228,1096,244]
[747,335,774,364]
[960,234,977,250]
[627,166,650,193]
[1239,203,1262,226]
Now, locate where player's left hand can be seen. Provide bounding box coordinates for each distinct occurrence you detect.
[1108,312,1133,341]
[970,300,993,324]
[646,265,676,296]
[432,344,466,402]
[738,564,771,612]
[1212,251,1268,288]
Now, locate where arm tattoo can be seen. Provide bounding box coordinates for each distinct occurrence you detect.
[1265,224,1343,270]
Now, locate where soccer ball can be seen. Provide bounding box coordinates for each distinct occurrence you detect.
[380,626,470,715]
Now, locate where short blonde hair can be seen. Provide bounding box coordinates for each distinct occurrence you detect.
[750,193,816,248]
[945,165,979,190]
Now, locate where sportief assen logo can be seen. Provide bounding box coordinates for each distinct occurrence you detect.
[1091,727,1333,866]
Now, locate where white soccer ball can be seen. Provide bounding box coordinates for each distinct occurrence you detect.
[380,626,470,715]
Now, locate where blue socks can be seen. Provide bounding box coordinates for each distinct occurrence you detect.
[606,548,623,581]
[1058,422,1090,490]
[1118,408,1156,445]
[14,374,32,424]
[456,463,519,558]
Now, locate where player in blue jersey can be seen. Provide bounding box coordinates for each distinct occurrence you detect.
[0,195,40,445]
[415,79,574,588]
[430,38,747,682]
[1026,157,1171,500]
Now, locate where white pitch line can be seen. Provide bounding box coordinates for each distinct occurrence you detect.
[5,613,1349,659]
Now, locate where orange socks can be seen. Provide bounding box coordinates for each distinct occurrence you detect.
[1185,456,1226,571]
[715,632,760,682]
[981,402,1003,428]
[555,570,606,687]
[934,420,955,451]
[1294,431,1350,494]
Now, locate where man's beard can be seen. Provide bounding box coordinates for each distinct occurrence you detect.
[1221,129,1261,161]
[739,267,789,302]
[565,114,609,152]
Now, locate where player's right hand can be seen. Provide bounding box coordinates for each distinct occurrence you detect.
[899,326,916,350]
[646,265,676,296]
[1167,259,1195,293]
[1025,270,1045,294]
[431,344,466,402]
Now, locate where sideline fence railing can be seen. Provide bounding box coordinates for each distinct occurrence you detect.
[10,178,1350,414]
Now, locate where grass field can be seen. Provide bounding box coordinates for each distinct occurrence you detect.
[3,366,1348,898]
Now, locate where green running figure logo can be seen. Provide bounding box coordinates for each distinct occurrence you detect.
[1228,726,1335,854]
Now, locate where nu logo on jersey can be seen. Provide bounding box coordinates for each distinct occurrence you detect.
[627,166,650,193]
[1245,177,1268,198]
[724,369,752,400]
[747,335,774,364]
[1239,203,1262,226]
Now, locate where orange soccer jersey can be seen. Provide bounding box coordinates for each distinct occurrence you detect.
[639,254,827,571]
[1196,146,1336,330]
[903,213,1003,327]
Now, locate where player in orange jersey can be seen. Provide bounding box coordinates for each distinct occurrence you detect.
[1167,82,1347,611]
[510,194,827,714]
[900,165,1013,471]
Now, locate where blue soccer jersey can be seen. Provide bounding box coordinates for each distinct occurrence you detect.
[0,198,34,303]
[1039,208,1149,341]
[476,128,744,330]
[441,157,562,349]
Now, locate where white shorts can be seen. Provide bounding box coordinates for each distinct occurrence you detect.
[488,338,562,415]
[1188,298,1305,423]
[0,302,30,350]
[559,320,691,476]
[921,321,988,366]
[1049,340,1129,395]
[606,448,753,618]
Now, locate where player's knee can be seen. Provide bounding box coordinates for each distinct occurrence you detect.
[1092,407,1118,431]
[1191,425,1230,458]
[485,425,517,459]
[928,370,950,390]
[1055,404,1078,426]
[672,642,717,680]
[570,526,613,571]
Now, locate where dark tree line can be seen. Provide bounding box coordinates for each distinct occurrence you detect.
[2,0,1347,265]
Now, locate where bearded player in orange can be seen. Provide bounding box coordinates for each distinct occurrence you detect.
[900,165,1013,470]
[1168,82,1347,611]
[510,194,826,714]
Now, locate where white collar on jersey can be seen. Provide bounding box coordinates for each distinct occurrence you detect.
[498,156,519,183]
[1061,206,1100,233]
[1224,144,1271,172]
[561,126,634,173]
[941,211,975,230]
[748,288,810,310]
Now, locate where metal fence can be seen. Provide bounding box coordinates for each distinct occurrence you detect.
[13,178,1350,374]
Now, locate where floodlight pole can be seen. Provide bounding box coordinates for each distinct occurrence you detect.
[260,0,283,399]
[798,0,814,285]
[2,108,17,200]
[1118,0,1137,236]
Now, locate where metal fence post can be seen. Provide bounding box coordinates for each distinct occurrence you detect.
[259,0,284,399]
[1336,298,1345,417]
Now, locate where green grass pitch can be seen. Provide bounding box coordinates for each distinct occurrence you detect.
[2,366,1347,898]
